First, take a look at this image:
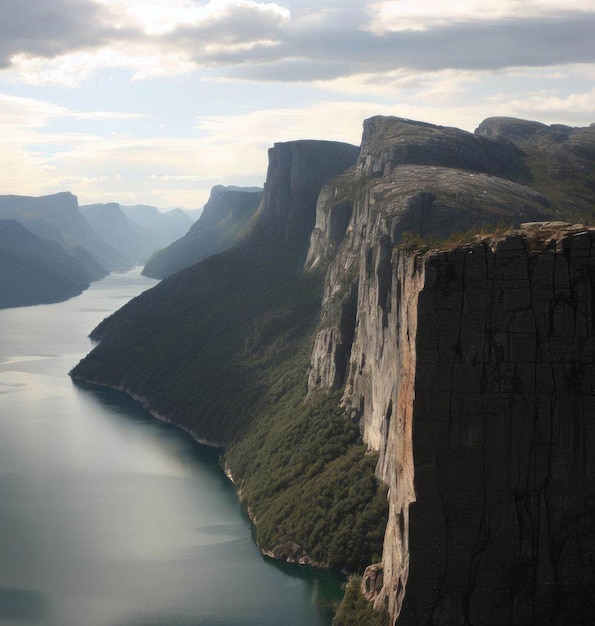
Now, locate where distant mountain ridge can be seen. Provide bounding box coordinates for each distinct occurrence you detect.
[142,185,263,279]
[0,192,124,274]
[80,202,192,268]
[120,203,193,250]
[0,192,193,309]
[0,219,94,308]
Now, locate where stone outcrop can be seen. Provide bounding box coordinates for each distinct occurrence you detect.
[475,117,595,215]
[306,117,557,396]
[306,116,595,624]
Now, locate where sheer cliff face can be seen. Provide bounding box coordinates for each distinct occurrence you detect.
[401,225,595,625]
[259,140,360,245]
[306,117,555,396]
[307,117,595,624]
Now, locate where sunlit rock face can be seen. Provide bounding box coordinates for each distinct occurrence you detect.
[306,115,595,625]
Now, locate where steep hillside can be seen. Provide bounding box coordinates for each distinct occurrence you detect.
[70,141,388,571]
[0,220,94,308]
[142,185,263,279]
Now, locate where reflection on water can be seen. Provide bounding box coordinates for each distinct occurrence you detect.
[0,269,343,626]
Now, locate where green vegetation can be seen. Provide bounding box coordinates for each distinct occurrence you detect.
[227,386,388,571]
[72,233,388,578]
[333,577,389,626]
[398,220,513,252]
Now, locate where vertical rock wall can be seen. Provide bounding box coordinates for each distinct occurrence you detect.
[400,224,595,625]
[346,248,424,620]
[343,224,595,625]
[304,116,595,624]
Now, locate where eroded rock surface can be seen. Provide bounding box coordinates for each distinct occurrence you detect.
[306,116,595,625]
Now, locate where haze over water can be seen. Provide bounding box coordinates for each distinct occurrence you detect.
[0,269,342,626]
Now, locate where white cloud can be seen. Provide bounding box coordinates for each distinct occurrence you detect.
[366,0,595,33]
[97,0,290,36]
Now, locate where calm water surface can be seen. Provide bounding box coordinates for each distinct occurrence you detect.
[0,269,343,626]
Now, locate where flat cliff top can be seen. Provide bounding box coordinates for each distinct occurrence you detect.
[403,221,595,255]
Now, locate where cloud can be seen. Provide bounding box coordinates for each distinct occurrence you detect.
[2,0,593,85]
[219,12,595,81]
[365,0,595,33]
[0,0,130,69]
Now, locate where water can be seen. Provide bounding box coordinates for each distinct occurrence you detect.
[0,269,343,626]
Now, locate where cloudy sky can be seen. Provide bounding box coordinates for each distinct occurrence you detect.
[0,0,593,208]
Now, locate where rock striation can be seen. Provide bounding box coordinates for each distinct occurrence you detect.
[306,116,595,624]
[256,140,360,246]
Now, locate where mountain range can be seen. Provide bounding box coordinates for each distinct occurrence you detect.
[0,193,194,309]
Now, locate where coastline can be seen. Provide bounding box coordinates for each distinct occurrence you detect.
[69,372,341,574]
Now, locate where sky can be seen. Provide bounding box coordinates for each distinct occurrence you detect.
[0,0,593,209]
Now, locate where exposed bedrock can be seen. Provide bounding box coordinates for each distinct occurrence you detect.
[305,116,595,625]
[358,224,595,625]
[257,139,360,246]
[306,163,555,395]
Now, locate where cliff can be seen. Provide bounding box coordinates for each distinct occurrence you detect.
[69,115,595,624]
[307,117,595,625]
[142,185,263,279]
[344,224,595,625]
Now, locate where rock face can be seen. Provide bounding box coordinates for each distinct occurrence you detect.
[142,185,263,279]
[257,140,360,245]
[351,223,595,625]
[306,117,556,396]
[306,116,595,624]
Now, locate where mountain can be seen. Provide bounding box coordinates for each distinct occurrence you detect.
[0,220,95,308]
[120,203,193,250]
[0,192,131,275]
[142,185,263,279]
[71,117,595,625]
[80,202,174,266]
